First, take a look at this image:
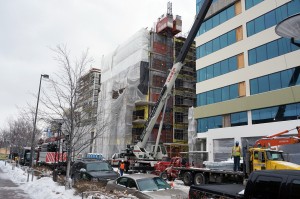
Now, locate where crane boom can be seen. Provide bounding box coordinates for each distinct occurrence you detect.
[254,126,300,148]
[136,0,213,151]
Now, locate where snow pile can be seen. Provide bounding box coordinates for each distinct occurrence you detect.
[0,161,80,199]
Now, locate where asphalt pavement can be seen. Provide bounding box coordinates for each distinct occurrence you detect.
[0,167,32,199]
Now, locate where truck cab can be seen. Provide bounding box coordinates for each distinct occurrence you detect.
[249,148,300,172]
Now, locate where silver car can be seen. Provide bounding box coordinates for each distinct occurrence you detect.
[106,174,188,199]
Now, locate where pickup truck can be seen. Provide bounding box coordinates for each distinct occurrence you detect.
[189,170,300,199]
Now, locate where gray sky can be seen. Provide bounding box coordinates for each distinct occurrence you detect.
[0,0,195,128]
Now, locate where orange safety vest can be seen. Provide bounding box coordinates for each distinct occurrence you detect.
[120,162,125,170]
[232,146,241,157]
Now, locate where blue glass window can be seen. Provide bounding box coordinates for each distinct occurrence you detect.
[222,86,229,101]
[207,91,214,104]
[254,16,265,35]
[229,84,238,99]
[245,0,263,10]
[248,38,300,66]
[198,5,236,36]
[227,6,235,19]
[207,65,214,79]
[265,10,276,28]
[269,72,281,91]
[256,45,267,63]
[199,68,206,81]
[281,69,293,87]
[247,1,300,37]
[200,93,206,106]
[197,83,239,107]
[227,30,236,45]
[213,62,221,77]
[220,34,228,49]
[197,115,222,133]
[258,76,269,93]
[196,55,240,83]
[267,41,279,59]
[213,38,220,52]
[252,103,300,124]
[221,59,229,75]
[228,56,237,72]
[196,28,238,59]
[250,79,258,95]
[231,111,248,126]
[250,67,300,95]
[214,88,222,103]
[248,49,256,65]
[206,41,213,55]
[247,21,255,37]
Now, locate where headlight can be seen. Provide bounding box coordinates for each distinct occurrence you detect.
[92,178,98,182]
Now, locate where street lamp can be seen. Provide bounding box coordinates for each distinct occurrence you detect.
[275,13,300,47]
[30,74,49,167]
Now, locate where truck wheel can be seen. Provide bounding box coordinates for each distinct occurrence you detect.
[194,173,205,185]
[183,172,193,186]
[160,172,168,181]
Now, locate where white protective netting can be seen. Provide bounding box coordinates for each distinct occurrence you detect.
[95,29,150,159]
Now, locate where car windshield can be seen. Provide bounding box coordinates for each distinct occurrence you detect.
[137,177,171,191]
[266,151,284,161]
[86,162,113,171]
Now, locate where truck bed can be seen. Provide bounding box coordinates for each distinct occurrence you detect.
[190,184,245,199]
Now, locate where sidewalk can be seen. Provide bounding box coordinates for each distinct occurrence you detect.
[0,167,32,199]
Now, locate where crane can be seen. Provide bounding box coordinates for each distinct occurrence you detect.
[254,126,300,148]
[124,0,213,168]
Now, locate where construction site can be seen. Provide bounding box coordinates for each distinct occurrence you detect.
[95,2,196,159]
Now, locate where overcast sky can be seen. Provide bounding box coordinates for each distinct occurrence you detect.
[0,0,195,129]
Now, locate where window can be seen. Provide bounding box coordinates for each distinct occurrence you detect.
[197,83,239,106]
[197,5,236,36]
[266,41,279,59]
[196,55,239,83]
[221,59,229,75]
[231,111,248,126]
[269,72,281,91]
[248,38,300,66]
[251,176,282,198]
[245,0,263,10]
[256,45,267,63]
[251,103,300,124]
[247,1,300,37]
[196,28,239,59]
[254,16,265,34]
[197,115,222,133]
[258,76,269,93]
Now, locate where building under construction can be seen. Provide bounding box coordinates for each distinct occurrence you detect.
[96,3,195,159]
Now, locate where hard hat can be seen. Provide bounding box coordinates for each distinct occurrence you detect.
[121,160,124,162]
[235,141,239,144]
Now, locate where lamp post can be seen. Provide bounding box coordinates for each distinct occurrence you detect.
[275,13,300,47]
[30,74,49,168]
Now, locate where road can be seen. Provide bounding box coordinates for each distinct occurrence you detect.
[0,167,32,199]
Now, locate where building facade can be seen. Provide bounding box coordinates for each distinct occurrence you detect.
[194,0,300,162]
[77,68,101,154]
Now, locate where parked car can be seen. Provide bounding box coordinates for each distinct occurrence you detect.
[70,159,119,183]
[106,174,188,199]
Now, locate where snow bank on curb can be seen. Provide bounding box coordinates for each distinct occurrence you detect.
[0,161,80,199]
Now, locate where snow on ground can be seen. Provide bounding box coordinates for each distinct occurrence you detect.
[0,160,80,199]
[0,161,190,199]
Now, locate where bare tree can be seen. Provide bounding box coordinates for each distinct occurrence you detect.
[39,45,108,188]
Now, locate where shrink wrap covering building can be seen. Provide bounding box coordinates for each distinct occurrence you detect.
[96,29,150,159]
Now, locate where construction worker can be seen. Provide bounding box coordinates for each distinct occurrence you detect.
[119,160,125,176]
[231,141,241,171]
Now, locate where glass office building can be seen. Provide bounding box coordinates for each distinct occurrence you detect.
[194,0,300,162]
